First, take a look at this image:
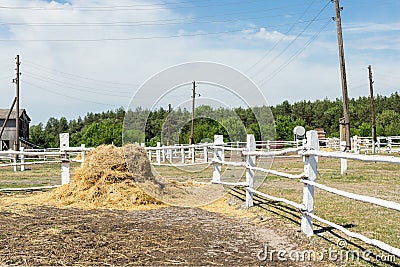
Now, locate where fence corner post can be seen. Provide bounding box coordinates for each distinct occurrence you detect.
[20,147,25,171]
[302,130,319,237]
[212,135,224,183]
[246,134,256,208]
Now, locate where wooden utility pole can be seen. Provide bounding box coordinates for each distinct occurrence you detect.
[368,65,377,153]
[334,0,351,151]
[189,81,197,145]
[13,55,21,152]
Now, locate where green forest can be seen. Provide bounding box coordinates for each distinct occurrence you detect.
[29,92,400,148]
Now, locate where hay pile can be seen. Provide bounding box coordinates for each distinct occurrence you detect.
[46,144,162,209]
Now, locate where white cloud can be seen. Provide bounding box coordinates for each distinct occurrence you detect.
[248,27,294,42]
[344,22,400,34]
[0,0,398,124]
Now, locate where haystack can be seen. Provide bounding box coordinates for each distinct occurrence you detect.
[46,144,162,209]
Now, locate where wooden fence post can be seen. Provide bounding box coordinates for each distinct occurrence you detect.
[162,146,166,162]
[340,140,347,175]
[60,133,70,185]
[181,145,185,163]
[61,159,70,185]
[169,148,173,163]
[302,130,319,237]
[212,135,224,183]
[352,136,358,153]
[246,134,256,208]
[148,150,152,162]
[191,146,195,163]
[203,145,208,163]
[80,144,86,166]
[20,147,25,171]
[156,142,161,165]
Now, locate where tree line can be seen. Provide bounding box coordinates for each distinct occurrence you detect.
[29,92,400,148]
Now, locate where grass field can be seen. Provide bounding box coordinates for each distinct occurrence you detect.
[153,155,400,266]
[1,155,399,266]
[0,162,81,189]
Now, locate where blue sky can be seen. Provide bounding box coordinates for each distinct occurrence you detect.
[0,0,399,124]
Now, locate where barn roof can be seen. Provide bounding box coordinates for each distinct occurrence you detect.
[0,109,31,122]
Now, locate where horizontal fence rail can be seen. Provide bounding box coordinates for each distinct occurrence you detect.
[2,132,400,258]
[148,131,400,258]
[0,134,90,189]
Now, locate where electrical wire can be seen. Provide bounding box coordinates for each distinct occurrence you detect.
[0,0,281,12]
[0,28,244,42]
[244,0,318,75]
[21,79,123,107]
[259,18,332,86]
[23,60,138,89]
[0,16,330,43]
[249,1,331,80]
[22,71,132,98]
[0,11,317,28]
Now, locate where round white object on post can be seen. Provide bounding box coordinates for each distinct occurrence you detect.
[294,126,306,136]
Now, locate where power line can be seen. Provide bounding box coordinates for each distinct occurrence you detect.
[0,0,278,12]
[22,79,123,107]
[22,71,131,98]
[23,60,137,89]
[250,1,331,80]
[0,28,254,42]
[259,19,331,86]
[244,0,318,75]
[0,12,317,28]
[0,17,330,43]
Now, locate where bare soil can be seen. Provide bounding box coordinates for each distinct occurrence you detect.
[0,202,297,266]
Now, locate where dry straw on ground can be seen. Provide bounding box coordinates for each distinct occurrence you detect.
[18,144,164,210]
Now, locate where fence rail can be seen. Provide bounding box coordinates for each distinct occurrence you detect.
[149,131,400,258]
[1,132,400,258]
[0,139,91,187]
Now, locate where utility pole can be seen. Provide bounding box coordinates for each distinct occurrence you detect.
[189,81,199,145]
[13,55,21,152]
[334,0,351,151]
[368,65,377,154]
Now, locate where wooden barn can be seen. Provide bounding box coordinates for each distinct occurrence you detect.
[0,109,31,150]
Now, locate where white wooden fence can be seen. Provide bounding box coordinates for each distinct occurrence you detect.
[323,135,400,154]
[1,132,399,257]
[0,136,92,191]
[147,131,400,258]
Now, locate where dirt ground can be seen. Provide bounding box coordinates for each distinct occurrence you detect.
[1,204,271,266]
[0,190,334,267]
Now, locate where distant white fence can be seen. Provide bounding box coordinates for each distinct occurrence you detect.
[148,132,400,258]
[323,136,400,154]
[0,135,92,191]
